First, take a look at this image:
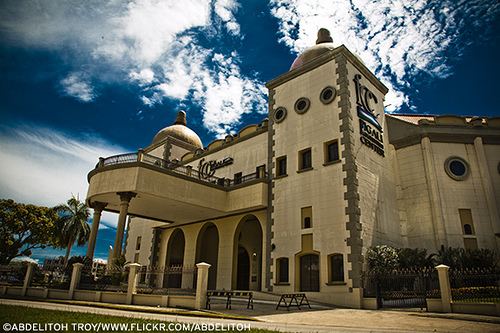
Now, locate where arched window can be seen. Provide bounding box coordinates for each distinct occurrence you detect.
[329,253,344,283]
[276,257,289,284]
[463,224,473,235]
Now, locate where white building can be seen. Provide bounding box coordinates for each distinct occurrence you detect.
[85,29,500,307]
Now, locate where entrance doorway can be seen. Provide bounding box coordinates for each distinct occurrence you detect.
[232,215,263,291]
[236,247,250,290]
[195,223,219,290]
[300,254,319,292]
[164,229,185,288]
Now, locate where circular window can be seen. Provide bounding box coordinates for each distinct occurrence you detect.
[444,157,469,181]
[320,86,337,105]
[273,107,287,123]
[294,97,310,114]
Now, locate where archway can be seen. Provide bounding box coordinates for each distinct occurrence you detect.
[232,215,263,291]
[236,247,250,290]
[300,254,320,292]
[164,229,185,288]
[195,223,219,290]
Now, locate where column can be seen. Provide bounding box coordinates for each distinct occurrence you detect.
[112,192,136,262]
[421,136,448,249]
[474,137,500,251]
[125,263,141,305]
[69,263,83,300]
[436,264,452,313]
[86,202,107,261]
[22,262,36,296]
[195,262,211,310]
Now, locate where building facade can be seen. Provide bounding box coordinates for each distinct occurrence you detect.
[85,29,500,307]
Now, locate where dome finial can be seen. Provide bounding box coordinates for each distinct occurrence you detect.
[174,110,187,126]
[316,28,333,44]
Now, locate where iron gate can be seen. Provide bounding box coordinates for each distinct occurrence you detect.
[363,268,440,309]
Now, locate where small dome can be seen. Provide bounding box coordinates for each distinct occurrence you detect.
[152,111,203,149]
[290,28,336,71]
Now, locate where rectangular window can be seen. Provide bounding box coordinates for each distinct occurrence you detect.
[329,254,344,282]
[464,238,478,250]
[136,236,142,251]
[234,172,242,185]
[301,206,312,229]
[134,252,140,263]
[459,209,475,235]
[324,140,339,163]
[277,257,289,283]
[299,148,312,170]
[276,156,287,177]
[256,164,266,178]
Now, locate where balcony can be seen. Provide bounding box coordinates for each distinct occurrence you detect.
[86,152,268,224]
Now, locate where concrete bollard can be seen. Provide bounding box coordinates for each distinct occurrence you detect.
[195,262,211,310]
[69,263,84,300]
[21,262,36,297]
[436,264,452,313]
[125,263,141,305]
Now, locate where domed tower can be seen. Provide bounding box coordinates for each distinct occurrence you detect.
[152,111,203,149]
[150,111,203,161]
[265,28,397,307]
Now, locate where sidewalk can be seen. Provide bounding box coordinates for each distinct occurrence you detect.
[1,298,499,333]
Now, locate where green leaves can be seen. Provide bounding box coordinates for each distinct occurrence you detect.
[54,195,90,264]
[366,245,499,273]
[0,199,60,264]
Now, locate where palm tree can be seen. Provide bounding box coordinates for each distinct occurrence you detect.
[55,195,90,266]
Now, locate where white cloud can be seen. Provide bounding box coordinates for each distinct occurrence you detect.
[0,125,122,228]
[129,68,155,86]
[60,72,96,102]
[270,0,500,112]
[0,0,264,136]
[214,0,241,35]
[141,41,267,136]
[92,0,211,66]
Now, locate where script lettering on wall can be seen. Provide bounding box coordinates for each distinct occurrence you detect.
[198,157,234,179]
[353,74,385,157]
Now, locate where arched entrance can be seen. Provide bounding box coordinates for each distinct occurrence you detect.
[236,247,250,290]
[195,223,219,290]
[300,254,320,292]
[164,229,185,288]
[232,215,263,291]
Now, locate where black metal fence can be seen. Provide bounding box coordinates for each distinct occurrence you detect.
[0,264,26,287]
[449,268,500,303]
[78,266,130,292]
[363,268,440,309]
[31,268,70,290]
[96,152,267,189]
[135,265,197,295]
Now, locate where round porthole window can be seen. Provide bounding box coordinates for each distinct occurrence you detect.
[294,97,310,114]
[444,157,469,181]
[320,86,337,105]
[273,107,287,123]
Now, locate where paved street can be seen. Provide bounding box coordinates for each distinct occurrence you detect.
[1,298,499,333]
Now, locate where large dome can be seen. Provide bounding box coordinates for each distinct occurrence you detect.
[152,111,203,149]
[290,28,337,71]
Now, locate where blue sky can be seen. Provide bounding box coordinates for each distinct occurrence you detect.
[0,0,499,262]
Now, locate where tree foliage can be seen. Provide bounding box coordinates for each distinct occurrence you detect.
[54,196,90,265]
[0,199,61,264]
[366,245,498,272]
[366,245,399,273]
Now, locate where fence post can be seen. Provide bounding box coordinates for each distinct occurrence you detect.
[68,263,83,300]
[195,262,211,310]
[21,262,36,296]
[125,263,141,305]
[436,264,452,313]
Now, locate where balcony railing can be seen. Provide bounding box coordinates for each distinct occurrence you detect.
[95,152,267,189]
